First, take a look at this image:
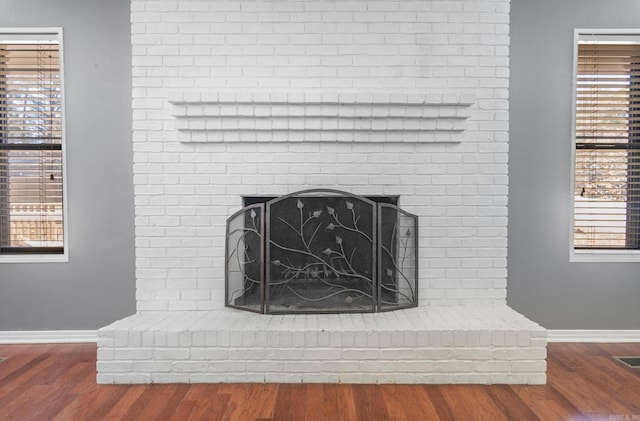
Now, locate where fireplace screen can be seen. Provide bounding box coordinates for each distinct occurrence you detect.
[225,189,418,314]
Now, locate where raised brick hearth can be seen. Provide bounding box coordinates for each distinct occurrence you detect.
[98,306,546,384]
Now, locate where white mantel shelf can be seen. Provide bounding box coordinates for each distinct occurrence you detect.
[169,91,474,144]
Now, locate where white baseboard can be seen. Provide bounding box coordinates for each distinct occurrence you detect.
[0,330,97,344]
[548,330,640,343]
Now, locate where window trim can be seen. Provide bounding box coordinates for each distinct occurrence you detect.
[569,28,640,262]
[0,27,68,264]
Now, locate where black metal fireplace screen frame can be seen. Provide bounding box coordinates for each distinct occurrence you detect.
[225,189,418,314]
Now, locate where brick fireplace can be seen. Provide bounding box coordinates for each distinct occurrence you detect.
[97,0,547,384]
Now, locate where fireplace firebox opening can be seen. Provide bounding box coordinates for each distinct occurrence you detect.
[225,189,418,314]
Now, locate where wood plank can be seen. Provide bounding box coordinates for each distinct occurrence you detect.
[378,384,407,420]
[486,385,541,421]
[392,384,441,420]
[510,384,588,421]
[220,383,279,421]
[4,385,56,420]
[100,385,148,421]
[351,384,390,420]
[183,384,229,421]
[592,343,640,404]
[423,385,456,421]
[271,383,308,421]
[52,385,128,421]
[26,362,98,420]
[0,344,54,383]
[168,398,197,421]
[161,384,193,420]
[247,383,279,420]
[551,343,640,415]
[439,384,508,421]
[5,352,94,420]
[132,384,190,421]
[334,384,359,421]
[304,383,340,421]
[68,362,98,395]
[547,347,636,417]
[0,346,60,406]
[16,386,79,421]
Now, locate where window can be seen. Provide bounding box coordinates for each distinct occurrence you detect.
[0,29,66,261]
[572,31,640,260]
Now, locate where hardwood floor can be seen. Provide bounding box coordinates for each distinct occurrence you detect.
[1,343,640,420]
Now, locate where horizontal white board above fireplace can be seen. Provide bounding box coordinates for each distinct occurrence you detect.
[169,91,474,144]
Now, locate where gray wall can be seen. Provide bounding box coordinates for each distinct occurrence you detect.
[0,0,135,330]
[509,0,640,329]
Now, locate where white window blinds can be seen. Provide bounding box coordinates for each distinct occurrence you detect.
[574,37,640,250]
[0,32,64,254]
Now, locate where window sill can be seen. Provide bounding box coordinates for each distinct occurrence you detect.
[570,249,640,263]
[0,253,68,264]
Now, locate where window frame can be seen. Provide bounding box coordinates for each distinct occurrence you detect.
[570,28,640,262]
[0,27,68,263]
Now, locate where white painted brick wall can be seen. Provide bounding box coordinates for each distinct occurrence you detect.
[131,0,511,311]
